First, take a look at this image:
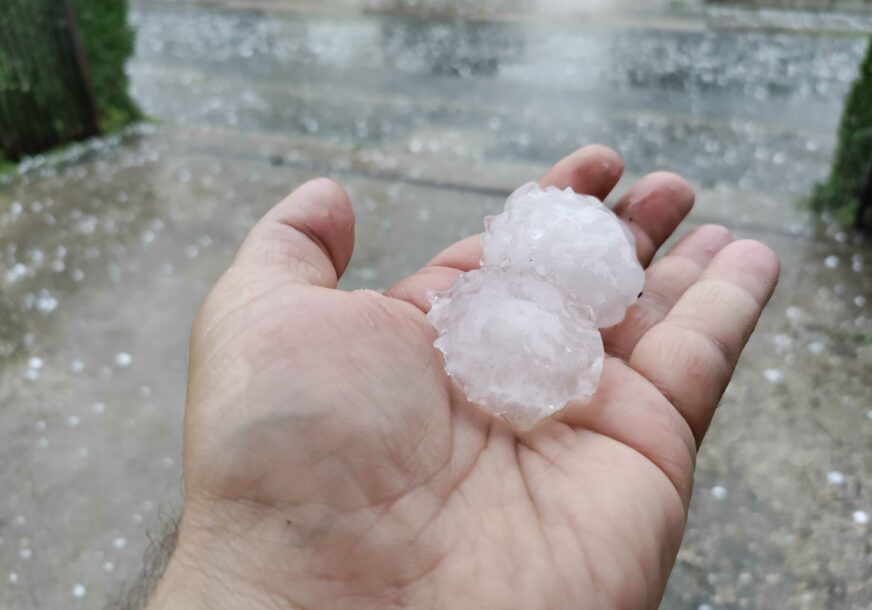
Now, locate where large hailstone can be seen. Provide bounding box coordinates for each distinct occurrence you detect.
[427,182,645,428]
[482,182,644,328]
[428,270,603,429]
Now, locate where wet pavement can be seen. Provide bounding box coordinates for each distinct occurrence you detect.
[1,1,871,608]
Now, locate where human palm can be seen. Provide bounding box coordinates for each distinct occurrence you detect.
[149,147,778,610]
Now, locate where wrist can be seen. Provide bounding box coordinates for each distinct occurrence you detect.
[145,495,440,610]
[144,520,295,610]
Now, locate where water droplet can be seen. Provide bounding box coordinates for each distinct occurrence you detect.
[113,537,127,550]
[103,561,115,573]
[114,352,132,367]
[8,572,18,584]
[27,357,43,370]
[19,548,32,560]
[71,584,86,599]
[711,486,728,500]
[853,511,869,525]
[67,416,80,428]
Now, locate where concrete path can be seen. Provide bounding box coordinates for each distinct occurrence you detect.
[0,2,870,608]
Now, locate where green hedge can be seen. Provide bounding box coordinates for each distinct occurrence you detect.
[812,36,872,224]
[0,0,139,163]
[72,0,141,132]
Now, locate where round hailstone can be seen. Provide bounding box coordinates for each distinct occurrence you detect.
[482,182,644,328]
[428,269,603,428]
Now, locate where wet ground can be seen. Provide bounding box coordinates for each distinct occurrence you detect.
[1,1,871,608]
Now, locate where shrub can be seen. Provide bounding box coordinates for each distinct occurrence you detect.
[812,36,872,224]
[0,0,140,161]
[72,0,141,132]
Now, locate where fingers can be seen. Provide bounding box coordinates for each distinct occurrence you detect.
[425,235,482,273]
[235,178,355,288]
[556,358,698,507]
[612,172,696,266]
[603,225,734,360]
[385,264,461,312]
[427,165,693,278]
[537,144,625,200]
[388,145,625,310]
[425,146,625,271]
[628,240,780,445]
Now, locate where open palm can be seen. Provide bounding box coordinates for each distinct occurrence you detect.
[149,147,779,610]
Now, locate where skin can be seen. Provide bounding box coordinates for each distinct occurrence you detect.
[144,146,779,610]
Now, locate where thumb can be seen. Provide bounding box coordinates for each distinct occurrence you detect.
[234,178,356,287]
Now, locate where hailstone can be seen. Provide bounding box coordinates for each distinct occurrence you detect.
[428,270,603,429]
[482,182,644,328]
[427,182,645,428]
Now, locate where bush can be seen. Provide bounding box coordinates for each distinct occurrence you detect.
[72,0,142,132]
[812,36,872,224]
[0,0,140,162]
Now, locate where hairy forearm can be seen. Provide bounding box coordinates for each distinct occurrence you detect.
[131,515,294,610]
[110,515,179,610]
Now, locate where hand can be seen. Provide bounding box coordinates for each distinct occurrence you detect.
[147,146,779,610]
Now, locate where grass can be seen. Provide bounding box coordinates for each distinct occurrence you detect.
[0,155,14,175]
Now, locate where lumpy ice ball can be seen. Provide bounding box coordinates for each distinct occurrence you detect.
[482,182,645,328]
[428,182,645,428]
[428,270,603,428]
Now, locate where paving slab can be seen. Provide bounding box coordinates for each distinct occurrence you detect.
[1,2,871,609]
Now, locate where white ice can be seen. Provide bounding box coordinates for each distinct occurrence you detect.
[482,182,644,328]
[427,182,644,427]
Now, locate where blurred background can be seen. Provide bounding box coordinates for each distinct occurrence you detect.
[1,0,871,608]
